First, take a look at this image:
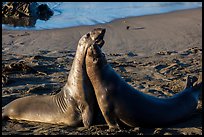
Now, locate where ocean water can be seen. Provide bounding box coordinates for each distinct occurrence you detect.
[2,2,202,30]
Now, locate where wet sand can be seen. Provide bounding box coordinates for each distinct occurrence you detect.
[2,8,202,135]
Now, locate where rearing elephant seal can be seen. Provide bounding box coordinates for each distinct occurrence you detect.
[2,28,106,127]
[85,44,202,129]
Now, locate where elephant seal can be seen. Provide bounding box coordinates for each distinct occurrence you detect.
[85,44,202,129]
[2,28,106,127]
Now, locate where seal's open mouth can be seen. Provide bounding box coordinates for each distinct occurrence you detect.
[90,42,105,60]
[93,28,105,48]
[94,39,105,48]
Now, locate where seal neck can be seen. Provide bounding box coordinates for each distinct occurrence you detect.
[68,45,87,78]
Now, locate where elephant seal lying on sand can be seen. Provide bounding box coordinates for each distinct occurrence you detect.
[2,28,106,127]
[85,43,202,129]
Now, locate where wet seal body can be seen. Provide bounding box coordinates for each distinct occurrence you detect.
[2,28,106,127]
[85,44,202,129]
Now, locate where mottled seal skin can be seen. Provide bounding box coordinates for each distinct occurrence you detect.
[2,28,106,127]
[85,44,202,129]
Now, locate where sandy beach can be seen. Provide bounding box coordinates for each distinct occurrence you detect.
[2,8,202,135]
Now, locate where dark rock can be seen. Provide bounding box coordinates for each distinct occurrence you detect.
[2,2,39,18]
[37,4,54,20]
[2,2,54,27]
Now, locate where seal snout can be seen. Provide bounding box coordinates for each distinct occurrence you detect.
[97,28,106,39]
[93,28,106,35]
[100,28,106,36]
[88,44,103,60]
[95,28,105,40]
[93,28,106,48]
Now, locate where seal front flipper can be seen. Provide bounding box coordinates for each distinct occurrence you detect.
[81,105,93,128]
[103,110,120,130]
[98,96,119,129]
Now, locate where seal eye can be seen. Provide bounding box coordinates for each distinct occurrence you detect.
[86,33,90,38]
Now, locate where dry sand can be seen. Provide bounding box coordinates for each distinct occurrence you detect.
[2,8,202,135]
